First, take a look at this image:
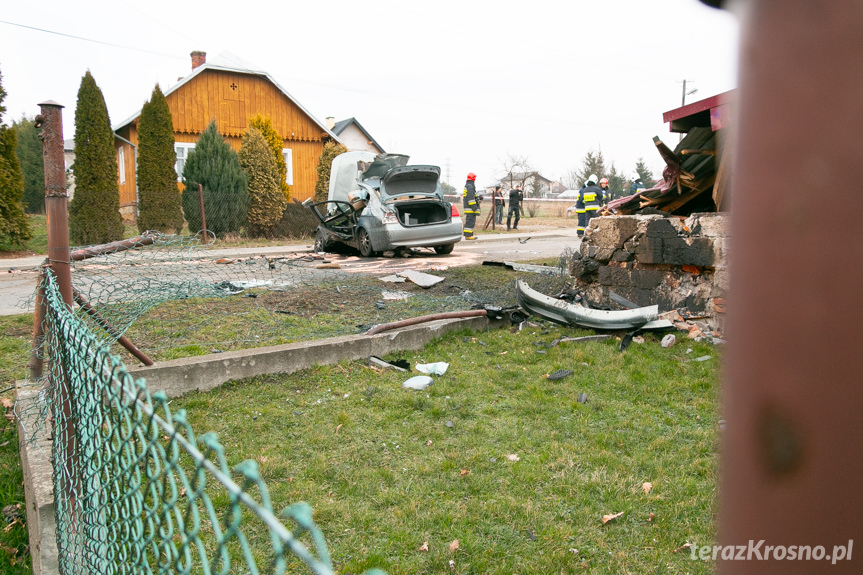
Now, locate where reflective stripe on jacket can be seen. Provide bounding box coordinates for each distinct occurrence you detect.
[463,180,480,213]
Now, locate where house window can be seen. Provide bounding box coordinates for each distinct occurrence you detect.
[175,143,196,182]
[282,148,293,186]
[118,147,125,184]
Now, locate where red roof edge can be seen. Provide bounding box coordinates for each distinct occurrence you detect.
[662,89,737,124]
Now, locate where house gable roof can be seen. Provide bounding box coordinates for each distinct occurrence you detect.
[113,51,341,142]
[331,117,385,153]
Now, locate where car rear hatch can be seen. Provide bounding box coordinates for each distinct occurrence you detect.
[380,165,450,227]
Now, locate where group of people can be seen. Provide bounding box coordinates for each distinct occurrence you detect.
[461,171,647,240]
[573,174,645,236]
[461,173,524,240]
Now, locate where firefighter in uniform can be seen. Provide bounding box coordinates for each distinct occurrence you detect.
[574,182,587,235]
[576,174,603,236]
[599,177,611,204]
[462,172,480,240]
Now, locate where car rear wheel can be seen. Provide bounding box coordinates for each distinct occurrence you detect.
[314,228,331,253]
[358,228,378,257]
[434,243,455,255]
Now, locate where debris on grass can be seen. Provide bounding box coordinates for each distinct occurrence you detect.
[445,420,454,428]
[368,356,408,372]
[642,482,653,494]
[648,512,655,522]
[506,453,520,462]
[419,541,429,552]
[416,362,449,375]
[449,539,460,552]
[382,290,412,300]
[402,375,433,390]
[460,469,470,477]
[632,336,645,344]
[661,334,676,348]
[673,542,693,553]
[601,511,624,524]
[399,269,445,288]
[577,393,588,404]
[379,274,406,283]
[546,369,573,381]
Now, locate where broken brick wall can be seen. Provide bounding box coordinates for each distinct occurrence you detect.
[569,213,728,327]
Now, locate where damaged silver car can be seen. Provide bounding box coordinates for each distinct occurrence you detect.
[303,152,463,257]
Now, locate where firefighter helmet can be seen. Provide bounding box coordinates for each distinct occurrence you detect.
[467,172,477,181]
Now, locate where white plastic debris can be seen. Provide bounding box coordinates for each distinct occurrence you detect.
[402,375,433,390]
[416,362,449,375]
[661,334,676,348]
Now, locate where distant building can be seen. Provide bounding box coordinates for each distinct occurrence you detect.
[63,138,76,200]
[498,171,554,197]
[327,117,385,154]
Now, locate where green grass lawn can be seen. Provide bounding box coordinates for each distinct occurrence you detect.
[0,314,33,575]
[174,323,720,574]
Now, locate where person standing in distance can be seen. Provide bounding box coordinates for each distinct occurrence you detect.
[599,177,611,204]
[577,174,603,236]
[630,173,646,195]
[507,184,524,231]
[493,185,505,225]
[462,172,480,240]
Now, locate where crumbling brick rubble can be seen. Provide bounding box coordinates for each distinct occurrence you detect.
[569,213,728,332]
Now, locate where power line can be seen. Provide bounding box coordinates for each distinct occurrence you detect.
[0,19,184,60]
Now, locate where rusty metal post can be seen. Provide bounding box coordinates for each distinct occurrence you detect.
[197,183,207,236]
[28,268,48,379]
[37,101,81,535]
[71,288,154,366]
[719,2,863,572]
[38,101,73,309]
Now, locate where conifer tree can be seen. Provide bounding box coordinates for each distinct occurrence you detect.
[13,116,45,214]
[181,120,248,237]
[69,71,124,244]
[0,66,31,247]
[248,114,290,201]
[137,84,183,233]
[314,141,348,202]
[239,127,286,237]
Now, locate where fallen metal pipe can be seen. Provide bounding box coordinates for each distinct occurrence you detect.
[365,309,487,336]
[72,288,154,366]
[70,232,158,261]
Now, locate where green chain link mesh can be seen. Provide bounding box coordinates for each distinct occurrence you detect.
[26,269,386,575]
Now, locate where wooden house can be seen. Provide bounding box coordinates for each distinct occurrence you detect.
[113,51,341,220]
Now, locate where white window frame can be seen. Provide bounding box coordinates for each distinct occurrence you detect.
[282,148,293,186]
[175,143,196,182]
[118,146,126,185]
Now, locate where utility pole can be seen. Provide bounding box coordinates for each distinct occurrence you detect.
[678,79,698,141]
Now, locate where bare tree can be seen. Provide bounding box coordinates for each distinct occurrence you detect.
[499,153,533,191]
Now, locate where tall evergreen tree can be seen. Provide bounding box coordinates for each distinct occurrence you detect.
[181,120,248,237]
[248,114,290,201]
[314,141,348,202]
[0,66,31,248]
[137,84,183,233]
[69,71,124,245]
[13,116,45,214]
[239,127,285,237]
[576,148,607,187]
[634,158,656,187]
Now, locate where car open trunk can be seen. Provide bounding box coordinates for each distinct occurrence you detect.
[390,199,450,227]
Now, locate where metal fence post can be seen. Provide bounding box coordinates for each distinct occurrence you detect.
[198,183,207,236]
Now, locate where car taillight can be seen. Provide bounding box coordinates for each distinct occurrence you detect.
[451,204,460,217]
[383,211,399,224]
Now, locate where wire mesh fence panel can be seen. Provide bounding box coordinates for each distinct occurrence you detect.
[21,270,387,575]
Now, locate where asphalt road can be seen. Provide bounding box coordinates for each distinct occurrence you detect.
[0,227,581,316]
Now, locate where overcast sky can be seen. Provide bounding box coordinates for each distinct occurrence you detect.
[0,0,738,189]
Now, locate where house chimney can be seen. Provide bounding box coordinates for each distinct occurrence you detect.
[325,116,335,131]
[191,51,206,70]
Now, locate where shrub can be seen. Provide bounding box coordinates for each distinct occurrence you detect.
[247,114,289,202]
[137,84,183,233]
[239,127,286,237]
[68,71,124,245]
[12,116,44,214]
[0,66,31,248]
[181,120,248,237]
[314,141,348,202]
